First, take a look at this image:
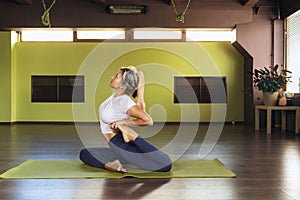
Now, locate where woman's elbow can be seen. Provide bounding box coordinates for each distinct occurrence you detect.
[145,116,153,126]
[148,118,153,126]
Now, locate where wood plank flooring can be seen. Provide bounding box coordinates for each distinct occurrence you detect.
[0,123,299,200]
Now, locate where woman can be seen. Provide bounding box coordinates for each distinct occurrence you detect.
[79,66,172,173]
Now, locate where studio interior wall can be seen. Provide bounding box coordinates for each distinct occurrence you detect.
[8,40,243,123]
[0,32,12,122]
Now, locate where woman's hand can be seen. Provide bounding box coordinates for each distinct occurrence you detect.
[110,121,125,131]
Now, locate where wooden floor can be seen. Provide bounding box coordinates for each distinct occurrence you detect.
[0,123,299,200]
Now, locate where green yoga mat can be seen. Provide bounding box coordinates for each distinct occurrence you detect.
[0,158,236,179]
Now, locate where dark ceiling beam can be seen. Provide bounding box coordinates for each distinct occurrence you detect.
[93,0,171,5]
[280,0,300,19]
[239,0,259,6]
[16,0,32,5]
[0,0,254,29]
[93,0,104,4]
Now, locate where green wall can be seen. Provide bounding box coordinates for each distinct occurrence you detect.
[15,42,96,122]
[10,32,18,122]
[0,32,12,122]
[2,39,244,123]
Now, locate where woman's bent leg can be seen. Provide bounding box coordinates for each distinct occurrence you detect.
[109,133,172,172]
[134,136,172,172]
[79,147,126,169]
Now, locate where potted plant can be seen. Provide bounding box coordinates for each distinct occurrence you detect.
[252,64,292,106]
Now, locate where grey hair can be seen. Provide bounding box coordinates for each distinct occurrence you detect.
[120,66,139,96]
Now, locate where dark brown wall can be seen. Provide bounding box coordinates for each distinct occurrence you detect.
[0,0,253,29]
[1,0,299,29]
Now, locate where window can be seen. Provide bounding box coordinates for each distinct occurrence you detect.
[21,30,73,42]
[76,30,125,40]
[32,76,84,102]
[133,29,182,40]
[186,29,236,42]
[20,29,237,42]
[174,76,227,103]
[286,10,300,92]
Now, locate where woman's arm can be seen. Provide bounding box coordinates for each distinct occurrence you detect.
[128,105,153,126]
[110,105,153,130]
[136,71,146,111]
[128,71,151,125]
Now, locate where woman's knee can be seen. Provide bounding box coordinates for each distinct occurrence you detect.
[79,148,105,168]
[157,163,172,172]
[162,155,173,172]
[79,148,90,161]
[156,155,172,172]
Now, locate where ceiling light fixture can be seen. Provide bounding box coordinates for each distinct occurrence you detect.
[105,5,148,14]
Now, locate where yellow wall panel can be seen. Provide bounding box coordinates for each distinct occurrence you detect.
[1,41,243,123]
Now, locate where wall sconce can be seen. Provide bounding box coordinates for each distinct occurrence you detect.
[105,5,148,14]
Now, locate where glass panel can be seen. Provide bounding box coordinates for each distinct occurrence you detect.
[134,30,182,39]
[76,30,125,39]
[286,10,300,92]
[59,76,84,102]
[32,76,57,102]
[200,77,227,103]
[186,29,235,41]
[22,30,73,42]
[174,77,200,103]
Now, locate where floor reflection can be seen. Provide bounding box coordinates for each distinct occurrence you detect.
[101,178,171,199]
[282,145,300,199]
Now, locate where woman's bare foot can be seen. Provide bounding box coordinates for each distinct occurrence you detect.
[117,125,139,143]
[105,160,127,173]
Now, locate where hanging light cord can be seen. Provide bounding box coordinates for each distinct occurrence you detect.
[41,0,57,27]
[171,0,191,23]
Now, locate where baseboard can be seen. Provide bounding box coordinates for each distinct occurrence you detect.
[9,121,99,125]
[1,121,244,126]
[0,122,13,125]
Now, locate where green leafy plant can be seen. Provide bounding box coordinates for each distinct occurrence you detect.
[252,65,292,94]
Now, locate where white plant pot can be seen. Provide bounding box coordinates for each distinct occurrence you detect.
[263,92,279,106]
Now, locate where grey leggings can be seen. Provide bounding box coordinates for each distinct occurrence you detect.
[79,132,172,172]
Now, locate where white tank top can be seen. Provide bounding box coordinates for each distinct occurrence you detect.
[99,93,136,134]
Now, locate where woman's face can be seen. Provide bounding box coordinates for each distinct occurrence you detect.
[110,70,124,89]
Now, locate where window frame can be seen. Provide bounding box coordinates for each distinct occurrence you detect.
[19,29,236,42]
[285,11,300,93]
[174,76,227,104]
[31,75,85,103]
